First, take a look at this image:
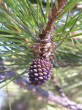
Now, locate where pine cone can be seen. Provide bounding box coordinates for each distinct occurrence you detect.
[28,58,52,86]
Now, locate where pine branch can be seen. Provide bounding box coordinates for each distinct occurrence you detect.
[40,0,67,39]
[0,70,82,110]
[35,0,67,60]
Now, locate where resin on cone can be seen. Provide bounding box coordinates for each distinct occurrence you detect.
[28,58,52,86]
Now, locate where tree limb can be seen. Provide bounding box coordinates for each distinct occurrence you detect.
[11,75,82,110]
[0,70,82,110]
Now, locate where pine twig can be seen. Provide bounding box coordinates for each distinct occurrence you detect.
[40,0,67,39]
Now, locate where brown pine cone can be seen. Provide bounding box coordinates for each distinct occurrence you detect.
[28,58,52,86]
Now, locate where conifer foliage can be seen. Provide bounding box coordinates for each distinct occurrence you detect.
[0,0,82,110]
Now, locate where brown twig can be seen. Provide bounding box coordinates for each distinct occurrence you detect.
[34,0,68,59]
[40,0,67,39]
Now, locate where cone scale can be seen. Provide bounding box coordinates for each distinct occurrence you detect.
[28,58,52,86]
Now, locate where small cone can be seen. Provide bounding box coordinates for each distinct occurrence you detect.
[28,58,52,86]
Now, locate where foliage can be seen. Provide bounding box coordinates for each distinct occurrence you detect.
[0,0,82,110]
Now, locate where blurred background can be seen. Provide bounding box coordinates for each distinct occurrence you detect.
[0,0,82,110]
